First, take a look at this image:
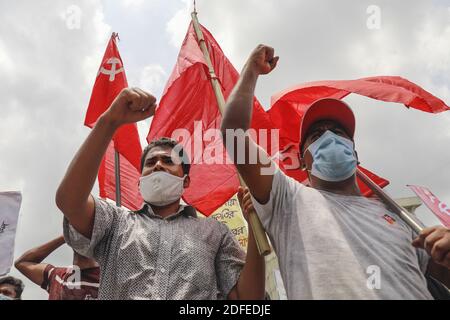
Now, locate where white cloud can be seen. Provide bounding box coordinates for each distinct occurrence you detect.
[0,39,14,74]
[0,0,111,300]
[137,64,166,146]
[121,0,145,8]
[166,0,191,48]
[139,64,167,94]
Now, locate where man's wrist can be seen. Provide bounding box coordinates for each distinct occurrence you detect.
[98,112,121,132]
[242,62,260,80]
[56,235,66,245]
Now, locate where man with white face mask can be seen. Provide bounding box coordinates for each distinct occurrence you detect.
[56,88,265,300]
[221,44,450,299]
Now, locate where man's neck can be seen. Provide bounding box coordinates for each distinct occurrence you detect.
[150,201,181,219]
[310,175,362,196]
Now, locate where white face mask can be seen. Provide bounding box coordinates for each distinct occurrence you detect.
[139,171,186,206]
[0,293,14,300]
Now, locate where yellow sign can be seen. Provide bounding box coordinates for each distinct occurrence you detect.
[197,194,249,251]
[197,193,286,299]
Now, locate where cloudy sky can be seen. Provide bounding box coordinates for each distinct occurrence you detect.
[1,0,449,299]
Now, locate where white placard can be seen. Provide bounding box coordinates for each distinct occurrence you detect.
[0,191,22,276]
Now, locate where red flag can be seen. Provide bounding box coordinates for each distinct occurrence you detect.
[267,76,450,196]
[85,33,143,210]
[148,23,392,213]
[147,23,274,216]
[408,185,450,228]
[269,76,450,151]
[98,143,143,210]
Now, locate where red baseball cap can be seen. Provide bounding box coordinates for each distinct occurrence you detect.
[299,98,356,151]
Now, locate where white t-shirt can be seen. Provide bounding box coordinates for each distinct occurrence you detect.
[251,167,432,300]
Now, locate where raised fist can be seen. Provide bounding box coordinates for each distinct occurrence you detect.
[245,44,279,75]
[103,87,157,128]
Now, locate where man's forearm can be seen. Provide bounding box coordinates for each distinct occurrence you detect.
[235,223,266,299]
[221,65,258,133]
[15,236,65,266]
[56,115,117,214]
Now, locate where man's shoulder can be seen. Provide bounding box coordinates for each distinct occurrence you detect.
[272,166,308,194]
[94,196,129,213]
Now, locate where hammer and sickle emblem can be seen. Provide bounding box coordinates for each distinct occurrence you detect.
[98,57,124,82]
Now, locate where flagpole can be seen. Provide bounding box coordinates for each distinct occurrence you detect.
[356,169,423,233]
[114,150,122,207]
[191,10,271,256]
[112,32,122,208]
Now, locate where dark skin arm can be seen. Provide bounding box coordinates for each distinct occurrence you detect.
[14,236,65,286]
[220,44,279,205]
[55,88,156,238]
[412,225,450,288]
[227,187,265,300]
[221,45,278,299]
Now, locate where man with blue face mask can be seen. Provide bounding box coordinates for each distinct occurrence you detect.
[55,87,265,300]
[221,44,450,299]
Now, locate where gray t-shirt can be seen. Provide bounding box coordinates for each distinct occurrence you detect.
[251,167,432,300]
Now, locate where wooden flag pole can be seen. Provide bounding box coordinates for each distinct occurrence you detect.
[191,11,271,256]
[112,33,122,208]
[114,150,122,207]
[356,169,423,234]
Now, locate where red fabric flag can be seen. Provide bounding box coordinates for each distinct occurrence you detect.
[148,23,393,213]
[147,23,274,216]
[408,185,450,228]
[98,143,143,210]
[267,76,450,195]
[269,76,450,150]
[85,33,143,210]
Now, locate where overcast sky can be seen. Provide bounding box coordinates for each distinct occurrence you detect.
[1,0,449,299]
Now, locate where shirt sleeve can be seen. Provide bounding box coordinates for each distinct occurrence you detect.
[63,196,120,260]
[40,264,55,291]
[215,222,246,298]
[250,164,300,232]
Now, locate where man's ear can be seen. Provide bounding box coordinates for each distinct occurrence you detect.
[300,156,307,171]
[183,175,190,188]
[299,150,308,171]
[354,150,360,165]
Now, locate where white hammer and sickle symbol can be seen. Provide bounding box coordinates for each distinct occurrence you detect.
[98,57,124,82]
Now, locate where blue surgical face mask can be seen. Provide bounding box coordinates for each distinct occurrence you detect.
[305,130,357,182]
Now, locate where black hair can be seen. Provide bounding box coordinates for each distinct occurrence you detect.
[141,137,191,175]
[0,276,24,299]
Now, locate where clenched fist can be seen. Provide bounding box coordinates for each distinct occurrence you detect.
[412,226,450,269]
[103,87,157,128]
[244,44,279,76]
